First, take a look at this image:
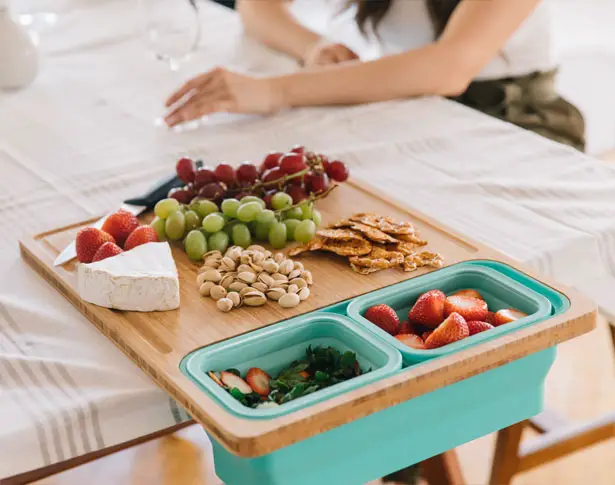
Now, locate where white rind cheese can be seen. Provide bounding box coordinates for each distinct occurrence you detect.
[77,242,180,312]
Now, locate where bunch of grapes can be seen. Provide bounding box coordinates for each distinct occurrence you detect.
[167,145,350,207]
[151,193,322,261]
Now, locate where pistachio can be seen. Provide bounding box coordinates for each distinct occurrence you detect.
[293,261,304,271]
[216,298,233,313]
[196,272,208,287]
[288,269,302,280]
[199,281,215,297]
[263,250,273,259]
[220,257,236,272]
[202,258,221,269]
[289,278,307,289]
[243,290,267,307]
[274,252,285,264]
[203,250,222,260]
[251,282,269,293]
[257,273,275,287]
[298,287,310,301]
[240,287,255,298]
[227,292,242,308]
[262,260,279,274]
[225,246,243,261]
[201,269,222,283]
[238,271,257,284]
[247,245,266,253]
[271,281,289,290]
[278,259,294,275]
[266,287,286,301]
[210,285,228,301]
[228,281,248,292]
[220,272,237,289]
[301,270,313,285]
[252,252,265,265]
[237,264,254,274]
[279,292,300,308]
[240,254,252,265]
[271,273,288,282]
[249,262,263,273]
[287,284,299,294]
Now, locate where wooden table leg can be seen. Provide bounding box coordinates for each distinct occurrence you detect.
[421,450,466,485]
[489,421,526,485]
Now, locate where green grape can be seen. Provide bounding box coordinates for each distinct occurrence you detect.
[208,231,230,253]
[150,217,167,241]
[221,198,241,218]
[154,198,180,219]
[248,221,259,235]
[312,208,322,227]
[294,220,317,244]
[299,202,313,220]
[271,192,293,211]
[240,196,266,209]
[224,219,239,236]
[256,209,276,225]
[236,202,262,223]
[283,219,300,241]
[268,222,287,249]
[165,210,186,241]
[284,207,303,220]
[202,213,225,233]
[194,199,219,218]
[184,210,201,231]
[254,221,271,241]
[184,230,207,261]
[232,223,252,248]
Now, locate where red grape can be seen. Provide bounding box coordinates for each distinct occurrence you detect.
[176,158,196,183]
[194,167,216,188]
[260,152,283,172]
[288,173,305,186]
[290,145,305,155]
[288,185,308,204]
[214,163,236,186]
[263,191,275,209]
[327,160,349,182]
[185,183,197,200]
[236,162,259,183]
[262,167,285,185]
[235,191,253,200]
[168,187,191,204]
[199,182,227,201]
[280,153,307,174]
[307,172,329,194]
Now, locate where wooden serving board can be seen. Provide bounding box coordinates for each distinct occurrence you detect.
[19,179,596,458]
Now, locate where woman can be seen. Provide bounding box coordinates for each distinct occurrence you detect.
[165,0,585,150]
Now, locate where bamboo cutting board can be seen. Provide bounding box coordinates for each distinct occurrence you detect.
[19,179,597,457]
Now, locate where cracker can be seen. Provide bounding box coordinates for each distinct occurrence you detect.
[349,213,415,235]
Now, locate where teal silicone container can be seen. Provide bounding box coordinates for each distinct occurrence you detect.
[347,262,552,363]
[180,313,402,419]
[186,261,569,485]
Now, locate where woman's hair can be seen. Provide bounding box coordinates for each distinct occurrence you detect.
[348,0,462,37]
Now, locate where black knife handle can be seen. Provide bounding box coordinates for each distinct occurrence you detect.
[124,173,184,210]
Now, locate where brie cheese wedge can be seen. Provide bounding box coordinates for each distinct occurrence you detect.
[77,242,180,312]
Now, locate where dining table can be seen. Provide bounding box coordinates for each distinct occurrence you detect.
[2,0,615,482]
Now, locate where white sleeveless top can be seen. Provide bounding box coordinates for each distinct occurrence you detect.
[371,0,557,80]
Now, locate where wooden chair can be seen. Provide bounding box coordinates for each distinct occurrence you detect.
[489,322,615,485]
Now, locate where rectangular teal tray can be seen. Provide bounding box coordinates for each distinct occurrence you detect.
[347,263,552,363]
[182,261,570,485]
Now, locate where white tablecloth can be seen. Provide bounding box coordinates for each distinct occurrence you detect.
[2,0,615,479]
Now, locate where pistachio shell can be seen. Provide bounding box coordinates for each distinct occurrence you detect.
[257,273,275,287]
[243,290,267,307]
[266,287,286,301]
[201,258,221,269]
[249,262,263,273]
[271,281,289,290]
[240,254,252,265]
[262,260,279,274]
[263,250,273,259]
[238,271,257,284]
[237,264,254,274]
[289,278,307,289]
[247,245,266,253]
[301,270,313,285]
[279,293,300,308]
[228,292,242,308]
[199,281,215,297]
[203,250,222,260]
[216,298,233,312]
[287,269,302,280]
[210,285,227,301]
[225,246,243,261]
[196,272,208,287]
[201,269,222,283]
[220,272,237,289]
[278,259,294,275]
[228,281,248,292]
[252,252,265,265]
[287,284,299,294]
[220,256,236,271]
[274,252,285,264]
[240,287,255,298]
[293,261,304,271]
[271,273,288,282]
[298,287,310,301]
[251,282,269,293]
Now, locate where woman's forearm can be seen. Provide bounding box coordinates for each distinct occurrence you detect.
[236,0,322,61]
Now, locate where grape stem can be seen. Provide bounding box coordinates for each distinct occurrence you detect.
[274,184,338,218]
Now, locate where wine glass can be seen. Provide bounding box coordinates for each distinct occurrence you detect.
[138,0,201,126]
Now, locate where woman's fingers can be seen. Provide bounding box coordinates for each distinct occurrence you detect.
[165,86,231,126]
[165,69,221,107]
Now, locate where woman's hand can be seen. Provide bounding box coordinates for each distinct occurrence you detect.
[303,42,359,66]
[164,68,282,127]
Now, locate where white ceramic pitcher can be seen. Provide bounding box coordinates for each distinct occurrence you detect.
[0,0,39,90]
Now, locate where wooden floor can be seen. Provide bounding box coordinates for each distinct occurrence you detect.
[32,316,614,485]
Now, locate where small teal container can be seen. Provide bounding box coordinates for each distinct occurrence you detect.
[180,313,402,419]
[347,263,552,363]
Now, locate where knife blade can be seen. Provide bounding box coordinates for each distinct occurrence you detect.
[53,173,183,267]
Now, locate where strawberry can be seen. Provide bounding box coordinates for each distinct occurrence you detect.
[408,289,446,329]
[219,371,253,395]
[91,242,123,262]
[208,371,224,388]
[452,289,484,301]
[75,227,115,263]
[485,311,497,325]
[422,331,432,341]
[364,304,400,335]
[425,312,469,349]
[493,308,528,326]
[299,371,310,379]
[398,320,411,334]
[443,295,488,322]
[467,320,494,336]
[245,368,271,396]
[101,210,139,247]
[395,333,426,350]
[124,226,159,251]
